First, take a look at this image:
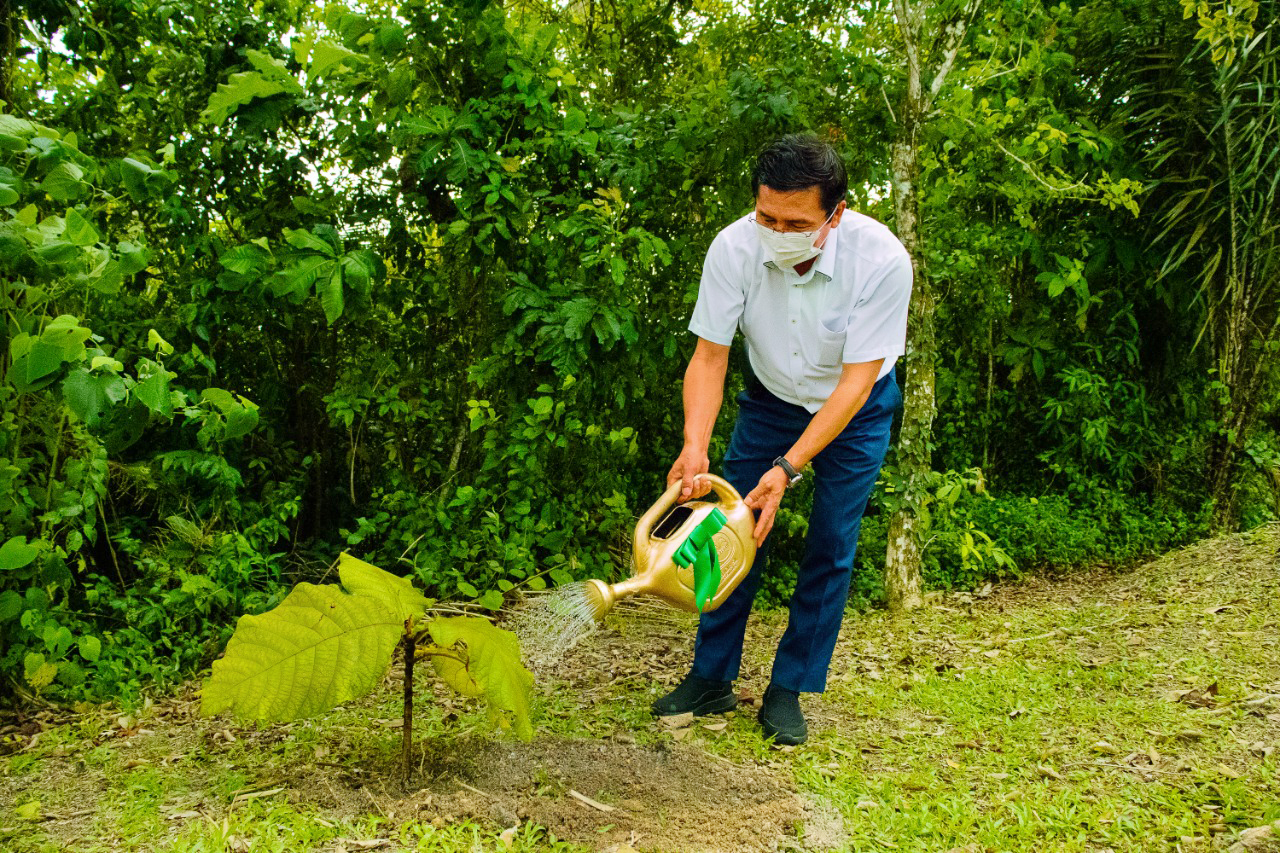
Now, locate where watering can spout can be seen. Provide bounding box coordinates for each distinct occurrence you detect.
[587,475,756,619]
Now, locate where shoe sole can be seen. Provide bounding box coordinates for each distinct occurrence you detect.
[653,693,739,717]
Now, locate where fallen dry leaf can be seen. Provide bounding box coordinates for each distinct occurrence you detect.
[657,712,693,728]
[1177,682,1220,708]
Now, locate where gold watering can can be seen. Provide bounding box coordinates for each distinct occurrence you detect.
[583,474,757,618]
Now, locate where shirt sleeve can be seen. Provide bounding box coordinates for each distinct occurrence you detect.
[688,229,746,346]
[842,247,913,364]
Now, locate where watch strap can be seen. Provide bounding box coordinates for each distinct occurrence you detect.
[773,456,802,485]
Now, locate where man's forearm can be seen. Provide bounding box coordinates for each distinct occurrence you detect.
[783,360,883,470]
[682,350,728,452]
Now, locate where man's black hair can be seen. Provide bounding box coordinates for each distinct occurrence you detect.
[752,133,848,216]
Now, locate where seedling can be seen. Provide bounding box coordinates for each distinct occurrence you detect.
[202,553,533,774]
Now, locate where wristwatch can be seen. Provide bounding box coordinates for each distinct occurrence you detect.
[773,456,803,486]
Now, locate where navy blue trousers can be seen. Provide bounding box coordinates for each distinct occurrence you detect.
[691,372,899,693]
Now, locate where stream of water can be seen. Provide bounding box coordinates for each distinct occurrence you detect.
[508,581,603,671]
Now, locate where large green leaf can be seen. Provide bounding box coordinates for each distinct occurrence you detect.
[223,403,259,440]
[10,338,67,389]
[88,257,124,295]
[219,243,271,276]
[341,251,376,296]
[201,70,296,126]
[0,536,39,570]
[63,208,99,247]
[337,553,429,623]
[305,39,364,78]
[199,387,260,440]
[62,368,127,427]
[428,616,534,740]
[202,582,407,721]
[284,227,336,255]
[317,266,344,325]
[39,162,86,202]
[245,49,303,89]
[132,370,173,417]
[0,590,23,621]
[118,240,148,276]
[271,255,332,298]
[119,158,175,200]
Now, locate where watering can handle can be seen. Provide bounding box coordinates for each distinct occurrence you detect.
[637,474,746,543]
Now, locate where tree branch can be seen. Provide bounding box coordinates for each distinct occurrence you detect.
[892,0,923,80]
[927,0,984,109]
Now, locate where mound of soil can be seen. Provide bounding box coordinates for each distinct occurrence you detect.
[290,735,804,852]
[447,737,801,851]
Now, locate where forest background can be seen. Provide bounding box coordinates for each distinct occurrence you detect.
[1,0,1277,704]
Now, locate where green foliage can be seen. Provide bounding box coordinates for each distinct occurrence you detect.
[0,0,1271,701]
[0,105,264,701]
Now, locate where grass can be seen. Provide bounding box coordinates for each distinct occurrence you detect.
[2,524,1278,851]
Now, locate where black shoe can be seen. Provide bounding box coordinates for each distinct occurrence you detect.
[759,684,807,745]
[651,672,738,716]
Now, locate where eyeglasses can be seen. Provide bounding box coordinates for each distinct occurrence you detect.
[748,210,835,237]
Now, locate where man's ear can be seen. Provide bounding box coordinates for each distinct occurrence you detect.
[829,200,848,228]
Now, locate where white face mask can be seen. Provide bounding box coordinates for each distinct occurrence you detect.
[753,211,834,268]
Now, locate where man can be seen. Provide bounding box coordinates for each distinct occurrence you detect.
[654,133,911,745]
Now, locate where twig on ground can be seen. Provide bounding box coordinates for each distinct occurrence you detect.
[455,779,493,798]
[569,789,617,812]
[363,787,387,818]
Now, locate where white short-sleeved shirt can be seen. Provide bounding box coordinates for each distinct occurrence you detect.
[688,211,913,414]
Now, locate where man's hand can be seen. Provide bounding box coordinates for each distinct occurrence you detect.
[744,466,791,546]
[667,446,712,502]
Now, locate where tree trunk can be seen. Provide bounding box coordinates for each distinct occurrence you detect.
[884,113,932,614]
[882,0,978,613]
